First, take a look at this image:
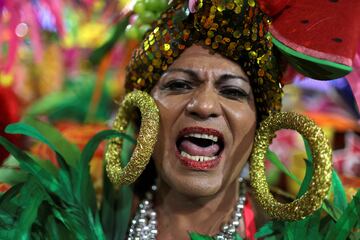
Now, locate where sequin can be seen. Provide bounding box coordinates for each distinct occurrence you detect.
[229,42,237,50]
[154,27,159,34]
[233,31,241,38]
[226,27,234,33]
[234,6,242,14]
[217,3,226,12]
[249,50,257,58]
[251,34,257,41]
[258,69,265,77]
[178,44,186,50]
[243,28,250,36]
[215,35,222,43]
[248,0,255,7]
[223,38,230,43]
[207,30,215,38]
[212,42,219,49]
[205,38,212,45]
[144,44,149,51]
[163,43,170,51]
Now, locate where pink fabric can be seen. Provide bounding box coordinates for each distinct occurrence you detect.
[83,0,94,7]
[42,0,65,37]
[346,43,360,123]
[0,0,65,72]
[3,4,21,73]
[189,0,199,13]
[244,195,256,240]
[24,2,43,63]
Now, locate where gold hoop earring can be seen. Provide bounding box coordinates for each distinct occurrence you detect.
[105,90,160,186]
[250,112,332,220]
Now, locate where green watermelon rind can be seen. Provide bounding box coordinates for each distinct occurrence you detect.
[271,34,353,80]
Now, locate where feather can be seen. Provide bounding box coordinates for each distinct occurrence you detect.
[0,124,111,238]
[14,178,47,239]
[297,139,314,198]
[101,169,133,240]
[0,137,65,200]
[331,171,347,212]
[324,191,360,240]
[266,149,301,185]
[188,232,214,239]
[76,129,135,214]
[99,127,136,240]
[6,118,81,166]
[0,166,28,185]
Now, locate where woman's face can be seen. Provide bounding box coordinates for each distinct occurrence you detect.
[151,45,256,197]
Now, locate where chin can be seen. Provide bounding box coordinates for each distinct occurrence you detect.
[156,160,226,198]
[170,177,223,198]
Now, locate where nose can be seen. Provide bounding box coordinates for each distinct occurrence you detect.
[185,86,221,120]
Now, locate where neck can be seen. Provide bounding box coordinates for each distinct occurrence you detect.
[155,180,241,239]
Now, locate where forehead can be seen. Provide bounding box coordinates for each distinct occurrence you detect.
[167,45,247,78]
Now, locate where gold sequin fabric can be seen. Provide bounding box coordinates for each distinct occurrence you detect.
[126,0,283,121]
[105,91,160,186]
[250,112,332,220]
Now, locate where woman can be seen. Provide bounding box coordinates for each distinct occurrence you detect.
[0,0,357,239]
[105,0,332,239]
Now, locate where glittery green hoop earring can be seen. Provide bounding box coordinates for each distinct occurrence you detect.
[250,112,332,220]
[105,90,160,186]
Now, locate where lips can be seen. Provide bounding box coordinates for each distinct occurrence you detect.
[175,127,224,170]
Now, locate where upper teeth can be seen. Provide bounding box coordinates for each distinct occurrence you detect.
[184,133,218,142]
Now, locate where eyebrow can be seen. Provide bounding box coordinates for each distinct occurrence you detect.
[217,74,249,83]
[164,68,249,83]
[164,68,199,82]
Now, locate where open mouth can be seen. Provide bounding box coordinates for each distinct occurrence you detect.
[175,127,225,170]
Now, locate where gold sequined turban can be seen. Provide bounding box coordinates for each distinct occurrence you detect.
[126,0,283,120]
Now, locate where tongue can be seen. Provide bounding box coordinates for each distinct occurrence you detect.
[179,140,220,157]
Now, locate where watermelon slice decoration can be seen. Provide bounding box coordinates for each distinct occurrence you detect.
[268,0,360,80]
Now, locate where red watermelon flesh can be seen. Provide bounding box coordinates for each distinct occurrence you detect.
[270,0,360,80]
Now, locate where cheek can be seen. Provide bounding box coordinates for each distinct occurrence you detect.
[232,122,256,160]
[150,94,185,169]
[223,101,256,175]
[224,99,256,141]
[151,103,172,165]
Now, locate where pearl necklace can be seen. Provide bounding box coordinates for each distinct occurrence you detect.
[128,179,246,240]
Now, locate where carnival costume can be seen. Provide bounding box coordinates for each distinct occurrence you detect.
[0,0,359,239]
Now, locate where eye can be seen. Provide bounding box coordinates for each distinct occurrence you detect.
[161,79,193,91]
[219,87,249,100]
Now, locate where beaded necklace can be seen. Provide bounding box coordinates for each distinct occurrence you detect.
[128,179,246,240]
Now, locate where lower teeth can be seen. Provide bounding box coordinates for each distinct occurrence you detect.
[180,151,217,162]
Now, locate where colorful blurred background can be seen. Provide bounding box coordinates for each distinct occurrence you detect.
[0,0,359,200]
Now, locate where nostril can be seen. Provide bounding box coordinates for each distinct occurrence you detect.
[185,94,221,119]
[188,110,219,120]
